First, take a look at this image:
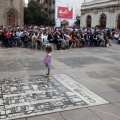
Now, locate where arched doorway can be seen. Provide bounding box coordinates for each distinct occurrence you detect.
[6,9,18,26]
[100,13,107,28]
[7,11,15,26]
[86,15,92,28]
[117,14,120,29]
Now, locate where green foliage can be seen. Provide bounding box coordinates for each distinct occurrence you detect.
[24,0,52,25]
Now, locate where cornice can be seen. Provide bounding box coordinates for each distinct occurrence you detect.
[81,0,119,10]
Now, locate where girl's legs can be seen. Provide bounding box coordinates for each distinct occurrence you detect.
[48,68,50,75]
[46,64,50,76]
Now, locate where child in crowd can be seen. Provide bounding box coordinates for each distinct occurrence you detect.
[44,46,52,76]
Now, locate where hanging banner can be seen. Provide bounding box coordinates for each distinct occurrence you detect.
[57,7,73,19]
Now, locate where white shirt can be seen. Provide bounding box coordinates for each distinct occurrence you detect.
[16,32,21,37]
[114,34,119,38]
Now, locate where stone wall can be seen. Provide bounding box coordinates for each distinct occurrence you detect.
[0,0,24,26]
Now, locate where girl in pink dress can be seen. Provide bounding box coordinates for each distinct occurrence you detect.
[44,46,52,76]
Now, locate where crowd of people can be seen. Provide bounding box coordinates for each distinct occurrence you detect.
[0,25,119,50]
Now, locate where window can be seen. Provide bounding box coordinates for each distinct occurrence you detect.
[100,13,106,28]
[86,15,92,28]
[117,14,120,28]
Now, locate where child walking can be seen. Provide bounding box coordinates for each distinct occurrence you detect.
[44,46,52,76]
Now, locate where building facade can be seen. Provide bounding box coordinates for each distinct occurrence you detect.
[81,0,120,28]
[28,0,44,4]
[29,0,83,27]
[0,0,24,26]
[55,0,83,27]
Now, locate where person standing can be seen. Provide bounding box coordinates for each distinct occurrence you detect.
[44,46,52,76]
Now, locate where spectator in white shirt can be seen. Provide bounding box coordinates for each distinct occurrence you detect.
[114,32,119,40]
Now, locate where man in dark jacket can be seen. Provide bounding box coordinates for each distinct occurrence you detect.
[48,31,55,43]
[93,32,99,46]
[54,31,62,50]
[84,32,90,47]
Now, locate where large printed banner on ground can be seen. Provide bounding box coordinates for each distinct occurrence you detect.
[57,7,73,19]
[0,74,108,120]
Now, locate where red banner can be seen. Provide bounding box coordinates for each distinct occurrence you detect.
[57,7,73,19]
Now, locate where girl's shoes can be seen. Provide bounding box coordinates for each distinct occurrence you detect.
[44,74,49,77]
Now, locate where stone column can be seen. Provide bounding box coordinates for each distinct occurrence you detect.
[108,8,116,28]
[106,11,110,28]
[80,11,86,27]
[92,9,98,27]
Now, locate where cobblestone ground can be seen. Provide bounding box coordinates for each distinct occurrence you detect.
[0,41,120,120]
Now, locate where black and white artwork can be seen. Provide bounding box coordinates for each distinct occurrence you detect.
[0,74,108,120]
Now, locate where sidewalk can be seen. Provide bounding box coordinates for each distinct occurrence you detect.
[0,43,120,120]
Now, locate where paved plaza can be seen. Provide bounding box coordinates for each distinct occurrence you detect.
[0,41,120,120]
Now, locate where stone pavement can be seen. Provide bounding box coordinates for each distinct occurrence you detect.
[0,42,120,120]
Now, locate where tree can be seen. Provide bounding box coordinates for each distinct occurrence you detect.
[24,0,52,25]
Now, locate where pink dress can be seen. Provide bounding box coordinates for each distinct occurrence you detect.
[44,53,51,68]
